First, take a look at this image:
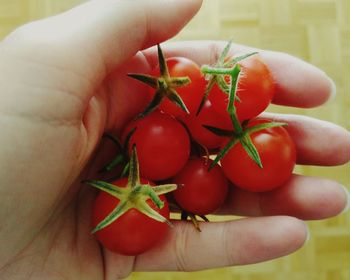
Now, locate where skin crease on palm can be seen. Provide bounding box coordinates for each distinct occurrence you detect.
[0,0,349,279]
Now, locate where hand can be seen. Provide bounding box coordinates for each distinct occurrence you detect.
[0,0,348,279]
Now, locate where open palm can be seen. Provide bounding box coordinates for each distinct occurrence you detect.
[0,1,349,279]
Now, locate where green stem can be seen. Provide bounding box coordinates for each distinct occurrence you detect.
[201,65,232,75]
[209,137,239,170]
[103,133,123,150]
[120,162,130,178]
[230,112,242,134]
[227,64,241,113]
[100,154,125,172]
[128,145,140,187]
[226,64,242,134]
[140,185,165,209]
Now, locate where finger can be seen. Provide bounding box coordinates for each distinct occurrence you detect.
[133,216,308,271]
[218,174,349,220]
[4,0,202,81]
[142,41,335,108]
[262,113,350,166]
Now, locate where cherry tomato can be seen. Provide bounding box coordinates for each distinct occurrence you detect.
[209,55,275,122]
[122,111,191,181]
[150,57,206,117]
[92,178,169,255]
[221,119,296,192]
[173,158,229,215]
[182,99,232,149]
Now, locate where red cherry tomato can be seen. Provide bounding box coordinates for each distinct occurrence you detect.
[92,178,169,256]
[220,119,296,192]
[182,99,232,149]
[209,55,275,122]
[173,158,229,215]
[150,57,206,117]
[122,111,191,181]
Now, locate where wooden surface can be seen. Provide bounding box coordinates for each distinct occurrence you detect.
[0,0,349,279]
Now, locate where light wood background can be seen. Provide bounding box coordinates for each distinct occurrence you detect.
[0,0,349,279]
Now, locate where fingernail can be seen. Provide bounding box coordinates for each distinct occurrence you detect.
[326,77,337,103]
[304,224,311,244]
[294,219,310,247]
[340,185,350,214]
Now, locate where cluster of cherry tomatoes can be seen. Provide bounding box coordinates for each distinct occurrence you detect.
[85,42,297,256]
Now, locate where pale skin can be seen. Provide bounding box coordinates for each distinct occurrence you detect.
[0,0,349,279]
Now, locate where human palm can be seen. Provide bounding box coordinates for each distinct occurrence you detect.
[0,1,349,280]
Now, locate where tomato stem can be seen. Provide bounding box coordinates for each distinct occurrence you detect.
[103,133,123,149]
[99,154,125,173]
[98,133,128,174]
[201,62,243,134]
[196,40,233,115]
[128,145,141,187]
[197,40,257,116]
[200,41,286,170]
[120,162,130,178]
[128,44,191,118]
[180,210,210,232]
[209,137,239,170]
[201,66,233,75]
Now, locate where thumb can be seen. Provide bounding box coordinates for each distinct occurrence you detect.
[4,0,202,77]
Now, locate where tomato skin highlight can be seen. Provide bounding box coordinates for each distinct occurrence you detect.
[221,119,296,192]
[122,111,191,181]
[209,55,275,122]
[92,178,170,256]
[173,158,229,215]
[150,57,206,117]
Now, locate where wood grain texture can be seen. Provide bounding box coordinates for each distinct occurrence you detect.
[0,0,349,279]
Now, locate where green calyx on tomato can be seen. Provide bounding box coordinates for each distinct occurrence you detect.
[84,145,177,233]
[205,120,287,170]
[200,51,263,166]
[128,44,191,118]
[197,40,258,115]
[198,40,282,169]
